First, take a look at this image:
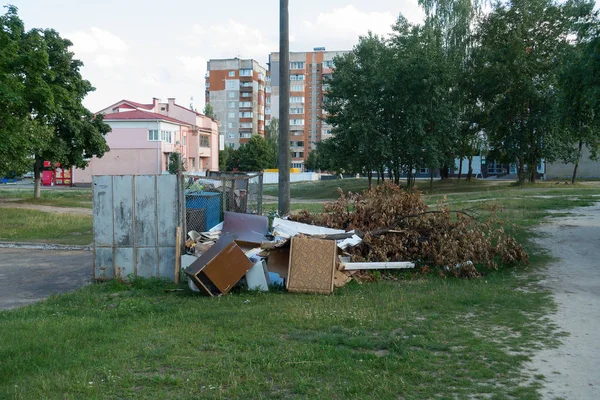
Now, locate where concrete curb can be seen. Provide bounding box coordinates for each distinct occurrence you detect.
[0,242,92,251]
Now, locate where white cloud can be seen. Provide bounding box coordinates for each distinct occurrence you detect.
[176,55,207,83]
[141,73,160,86]
[303,6,397,39]
[94,54,126,68]
[179,20,276,62]
[297,3,424,48]
[68,27,129,54]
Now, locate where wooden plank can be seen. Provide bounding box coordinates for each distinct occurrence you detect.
[174,226,182,284]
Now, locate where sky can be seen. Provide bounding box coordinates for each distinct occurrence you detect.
[8,0,425,112]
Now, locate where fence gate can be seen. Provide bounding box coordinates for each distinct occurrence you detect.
[93,175,182,281]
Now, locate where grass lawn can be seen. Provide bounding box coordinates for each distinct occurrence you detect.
[1,186,599,398]
[0,189,92,208]
[0,209,92,245]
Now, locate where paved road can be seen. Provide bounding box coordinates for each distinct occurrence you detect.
[0,248,91,310]
[530,202,600,399]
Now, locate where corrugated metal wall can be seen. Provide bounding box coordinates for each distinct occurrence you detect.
[92,175,180,281]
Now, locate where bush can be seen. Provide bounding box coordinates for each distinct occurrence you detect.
[291,182,528,277]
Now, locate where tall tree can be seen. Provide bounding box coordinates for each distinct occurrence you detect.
[472,0,569,184]
[324,33,389,189]
[557,0,600,183]
[0,6,51,177]
[29,28,110,197]
[0,6,110,196]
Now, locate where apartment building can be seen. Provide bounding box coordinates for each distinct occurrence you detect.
[205,58,267,149]
[267,47,348,169]
[72,98,219,184]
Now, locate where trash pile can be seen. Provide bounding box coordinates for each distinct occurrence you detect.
[180,211,409,296]
[180,183,529,295]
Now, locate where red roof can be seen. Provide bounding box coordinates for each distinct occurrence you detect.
[125,100,154,109]
[103,110,191,126]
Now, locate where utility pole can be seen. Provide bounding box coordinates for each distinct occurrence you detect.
[278,0,290,215]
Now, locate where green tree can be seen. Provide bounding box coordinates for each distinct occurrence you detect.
[0,6,51,177]
[305,150,318,171]
[557,0,600,183]
[219,146,241,171]
[30,28,110,197]
[168,152,184,174]
[203,103,216,119]
[324,33,390,188]
[237,135,276,171]
[0,6,110,196]
[472,0,569,184]
[265,118,279,167]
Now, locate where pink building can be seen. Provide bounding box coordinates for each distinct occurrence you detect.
[73,98,219,185]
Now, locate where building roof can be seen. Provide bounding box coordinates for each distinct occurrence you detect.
[103,110,191,126]
[121,100,154,109]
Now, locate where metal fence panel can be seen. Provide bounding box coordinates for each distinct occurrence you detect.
[115,247,135,278]
[157,175,178,247]
[93,175,180,281]
[112,176,134,247]
[94,247,114,280]
[93,175,113,246]
[136,247,158,278]
[134,175,158,248]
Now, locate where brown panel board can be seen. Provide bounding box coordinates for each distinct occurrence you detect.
[287,237,336,294]
[267,247,290,279]
[184,233,253,295]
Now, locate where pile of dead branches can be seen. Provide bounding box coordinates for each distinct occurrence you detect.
[290,183,528,277]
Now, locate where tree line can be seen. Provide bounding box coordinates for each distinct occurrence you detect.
[0,5,110,196]
[314,0,600,187]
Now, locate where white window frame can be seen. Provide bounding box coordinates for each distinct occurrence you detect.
[148,129,159,141]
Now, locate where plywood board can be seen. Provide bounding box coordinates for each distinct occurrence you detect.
[287,237,336,294]
[185,234,253,295]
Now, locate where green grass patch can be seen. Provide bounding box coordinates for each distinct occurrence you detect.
[0,189,92,208]
[264,202,326,214]
[0,270,559,399]
[0,184,598,398]
[0,209,92,245]
[263,178,371,199]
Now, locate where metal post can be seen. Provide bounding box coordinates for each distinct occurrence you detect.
[258,172,263,215]
[278,0,291,215]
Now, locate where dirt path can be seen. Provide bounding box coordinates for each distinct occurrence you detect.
[0,199,92,216]
[529,202,600,399]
